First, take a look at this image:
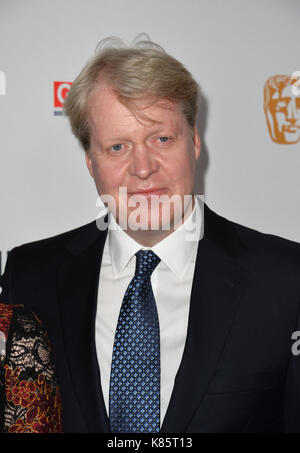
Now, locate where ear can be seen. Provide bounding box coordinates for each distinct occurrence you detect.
[193,125,201,160]
[85,152,94,179]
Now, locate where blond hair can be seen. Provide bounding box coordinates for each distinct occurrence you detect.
[64,34,200,152]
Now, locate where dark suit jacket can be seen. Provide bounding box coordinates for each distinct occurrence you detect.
[1,203,300,433]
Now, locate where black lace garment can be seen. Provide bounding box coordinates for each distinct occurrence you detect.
[0,304,62,433]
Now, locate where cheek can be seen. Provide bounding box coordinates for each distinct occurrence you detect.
[164,151,195,185]
[275,113,285,124]
[92,159,127,193]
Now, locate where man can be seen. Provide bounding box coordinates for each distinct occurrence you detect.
[1,36,300,433]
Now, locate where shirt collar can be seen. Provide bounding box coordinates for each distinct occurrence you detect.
[108,195,203,280]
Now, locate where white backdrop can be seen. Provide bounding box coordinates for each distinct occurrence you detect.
[1,0,300,273]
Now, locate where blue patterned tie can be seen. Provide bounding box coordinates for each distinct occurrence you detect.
[109,249,161,433]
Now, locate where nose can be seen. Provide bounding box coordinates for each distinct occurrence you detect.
[286,99,298,123]
[128,144,159,179]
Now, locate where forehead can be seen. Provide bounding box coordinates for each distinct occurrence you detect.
[88,84,185,135]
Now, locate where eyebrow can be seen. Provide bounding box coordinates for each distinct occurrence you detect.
[104,127,176,143]
[274,97,291,101]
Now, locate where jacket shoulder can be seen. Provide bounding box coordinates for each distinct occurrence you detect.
[209,206,300,271]
[7,219,101,260]
[233,216,300,256]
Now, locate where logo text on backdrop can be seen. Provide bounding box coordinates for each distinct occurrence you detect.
[0,71,6,96]
[53,81,72,116]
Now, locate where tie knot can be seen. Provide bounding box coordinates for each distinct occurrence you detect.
[135,250,161,278]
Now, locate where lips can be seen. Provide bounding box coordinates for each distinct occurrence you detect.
[128,188,167,196]
[283,125,300,132]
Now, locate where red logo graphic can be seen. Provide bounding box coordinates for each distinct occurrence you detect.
[53,81,72,108]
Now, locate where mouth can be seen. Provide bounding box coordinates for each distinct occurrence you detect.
[283,125,300,133]
[128,188,168,197]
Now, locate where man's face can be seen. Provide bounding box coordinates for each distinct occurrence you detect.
[266,85,300,144]
[85,84,201,233]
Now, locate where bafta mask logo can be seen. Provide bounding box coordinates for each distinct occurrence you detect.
[264,74,300,144]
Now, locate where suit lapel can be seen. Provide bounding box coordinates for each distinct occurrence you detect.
[57,205,249,433]
[57,220,110,432]
[160,204,249,432]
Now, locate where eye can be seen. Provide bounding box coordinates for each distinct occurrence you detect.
[111,144,123,151]
[276,101,287,108]
[158,136,170,143]
[275,100,288,112]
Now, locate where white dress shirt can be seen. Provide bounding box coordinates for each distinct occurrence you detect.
[95,196,203,427]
